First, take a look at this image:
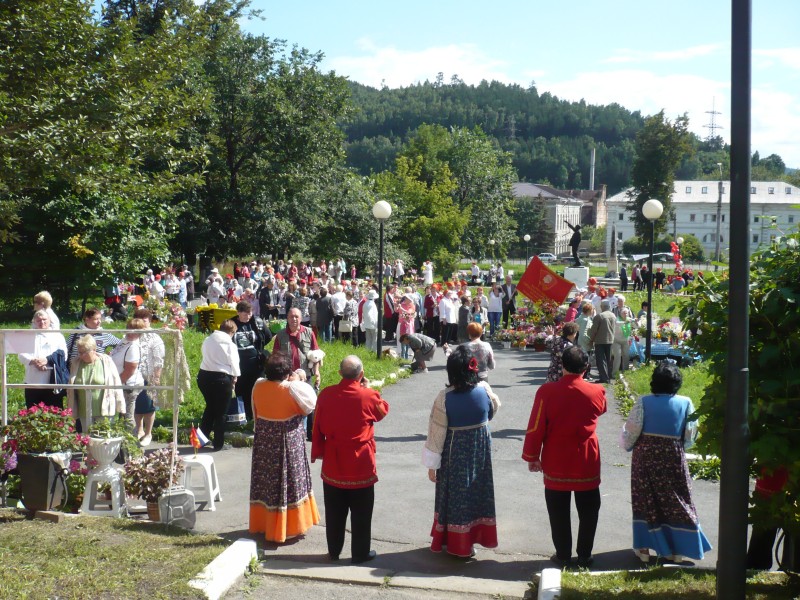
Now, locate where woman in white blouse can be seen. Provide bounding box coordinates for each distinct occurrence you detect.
[19,310,68,408]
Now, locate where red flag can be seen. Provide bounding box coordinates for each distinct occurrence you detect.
[517,257,574,305]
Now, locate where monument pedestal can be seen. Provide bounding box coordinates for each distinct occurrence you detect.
[564,266,590,291]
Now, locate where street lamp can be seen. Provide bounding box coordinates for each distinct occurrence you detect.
[373,200,392,360]
[523,234,531,267]
[488,239,495,264]
[642,199,664,363]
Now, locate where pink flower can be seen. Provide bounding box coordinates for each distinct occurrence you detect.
[28,405,38,414]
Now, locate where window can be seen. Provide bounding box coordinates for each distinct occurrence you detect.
[703,234,708,243]
[685,186,692,193]
[720,235,723,243]
[711,214,717,223]
[701,186,708,194]
[751,187,756,194]
[768,187,775,194]
[618,213,624,221]
[790,216,795,224]
[787,187,792,195]
[754,216,759,223]
[703,214,707,223]
[752,234,759,243]
[721,186,725,194]
[617,232,623,241]
[690,214,696,222]
[722,214,725,222]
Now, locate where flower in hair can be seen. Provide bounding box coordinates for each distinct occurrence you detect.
[468,357,479,373]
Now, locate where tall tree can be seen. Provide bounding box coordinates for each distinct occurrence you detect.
[625,111,693,238]
[0,0,209,303]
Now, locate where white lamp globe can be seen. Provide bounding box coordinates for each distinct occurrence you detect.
[642,199,664,221]
[489,239,495,246]
[372,200,392,220]
[523,234,531,242]
[676,237,684,245]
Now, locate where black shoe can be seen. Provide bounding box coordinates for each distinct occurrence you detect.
[351,550,377,564]
[329,553,339,561]
[576,556,594,568]
[550,554,572,568]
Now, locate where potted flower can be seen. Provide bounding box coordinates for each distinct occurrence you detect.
[124,445,184,521]
[532,330,549,352]
[0,403,89,512]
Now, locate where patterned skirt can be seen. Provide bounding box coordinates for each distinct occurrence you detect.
[249,415,320,543]
[430,425,498,556]
[631,435,711,559]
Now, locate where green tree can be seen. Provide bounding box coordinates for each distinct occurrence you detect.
[625,111,693,238]
[0,0,209,303]
[513,195,553,257]
[175,30,351,264]
[374,156,466,275]
[397,124,517,260]
[581,225,607,252]
[686,235,800,532]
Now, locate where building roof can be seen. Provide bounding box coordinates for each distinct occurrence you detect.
[512,182,583,204]
[606,180,800,205]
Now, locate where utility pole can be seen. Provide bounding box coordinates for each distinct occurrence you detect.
[715,162,723,262]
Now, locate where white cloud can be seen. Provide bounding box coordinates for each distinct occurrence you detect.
[328,39,515,88]
[754,47,800,71]
[603,44,722,65]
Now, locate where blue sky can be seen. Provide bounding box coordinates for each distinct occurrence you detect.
[241,0,800,169]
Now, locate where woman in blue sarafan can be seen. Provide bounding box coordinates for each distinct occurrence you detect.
[621,361,712,564]
[422,345,501,558]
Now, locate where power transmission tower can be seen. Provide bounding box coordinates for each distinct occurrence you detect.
[704,97,723,141]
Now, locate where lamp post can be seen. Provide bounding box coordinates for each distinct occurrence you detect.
[642,199,664,362]
[373,200,392,360]
[523,234,531,267]
[715,162,723,266]
[488,239,495,270]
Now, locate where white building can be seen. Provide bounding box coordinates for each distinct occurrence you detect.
[512,183,583,256]
[605,180,800,257]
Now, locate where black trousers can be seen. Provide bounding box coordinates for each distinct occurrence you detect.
[197,369,234,450]
[544,487,601,561]
[502,305,516,329]
[425,316,439,341]
[323,482,374,560]
[25,388,63,410]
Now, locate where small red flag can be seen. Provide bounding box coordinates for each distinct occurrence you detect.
[517,257,574,305]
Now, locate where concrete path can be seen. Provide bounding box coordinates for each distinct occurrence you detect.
[185,346,720,596]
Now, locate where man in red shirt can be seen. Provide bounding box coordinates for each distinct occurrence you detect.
[311,355,389,564]
[522,346,607,568]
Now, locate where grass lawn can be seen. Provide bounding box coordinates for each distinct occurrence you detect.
[0,510,227,600]
[556,568,800,599]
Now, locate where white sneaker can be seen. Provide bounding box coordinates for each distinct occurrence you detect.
[634,549,650,563]
[140,435,152,447]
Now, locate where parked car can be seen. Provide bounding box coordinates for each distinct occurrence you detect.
[536,253,557,263]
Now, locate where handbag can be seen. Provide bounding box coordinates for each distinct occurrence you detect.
[339,320,353,333]
[226,395,246,424]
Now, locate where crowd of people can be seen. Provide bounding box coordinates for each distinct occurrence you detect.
[19,295,166,446]
[12,257,725,571]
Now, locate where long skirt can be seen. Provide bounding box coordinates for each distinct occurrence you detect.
[631,436,711,559]
[430,425,498,557]
[249,415,320,542]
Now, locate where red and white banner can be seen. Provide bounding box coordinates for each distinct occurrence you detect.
[517,257,573,305]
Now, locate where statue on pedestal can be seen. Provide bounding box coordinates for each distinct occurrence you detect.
[565,221,582,267]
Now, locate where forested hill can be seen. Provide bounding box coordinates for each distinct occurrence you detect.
[341,79,646,194]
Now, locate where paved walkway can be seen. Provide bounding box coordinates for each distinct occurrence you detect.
[184,346,720,595]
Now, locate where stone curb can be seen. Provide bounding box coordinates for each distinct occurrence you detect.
[260,559,530,598]
[188,538,257,600]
